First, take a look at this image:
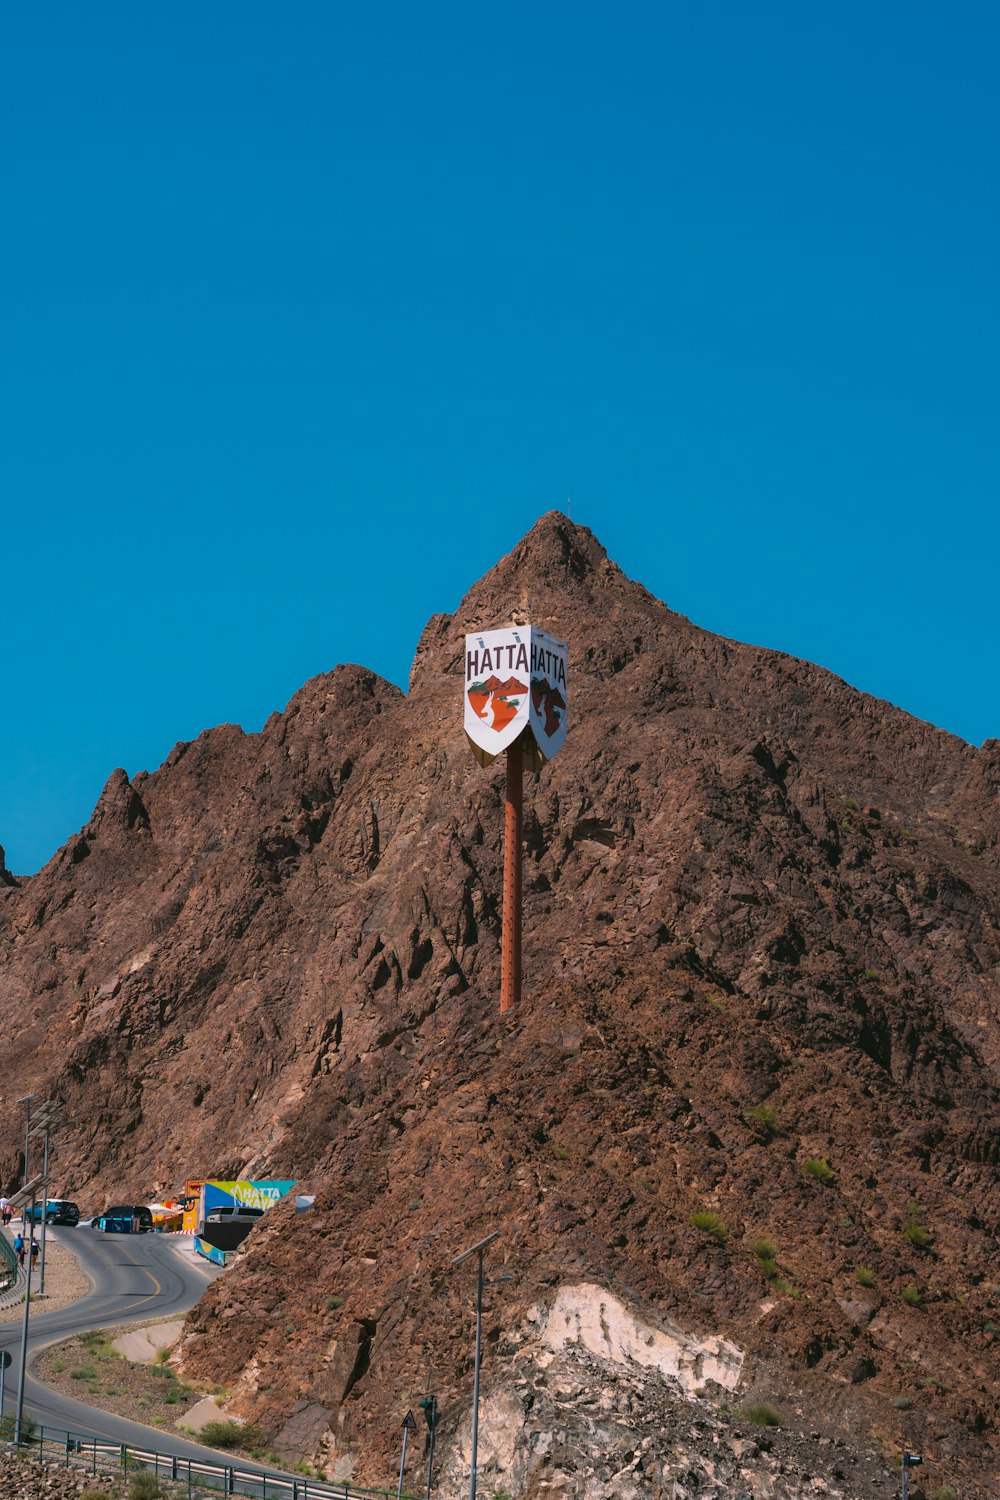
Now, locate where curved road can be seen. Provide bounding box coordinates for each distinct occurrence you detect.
[0,1227,255,1468]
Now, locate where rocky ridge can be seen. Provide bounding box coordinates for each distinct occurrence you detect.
[1,514,999,1497]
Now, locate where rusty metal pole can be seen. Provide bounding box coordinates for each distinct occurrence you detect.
[500,736,523,1013]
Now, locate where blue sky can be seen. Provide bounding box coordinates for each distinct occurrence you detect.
[2,3,997,874]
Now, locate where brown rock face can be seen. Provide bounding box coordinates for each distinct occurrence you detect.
[2,513,999,1494]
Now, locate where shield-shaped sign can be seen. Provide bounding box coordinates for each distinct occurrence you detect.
[464,627,532,763]
[528,626,568,763]
[465,625,568,766]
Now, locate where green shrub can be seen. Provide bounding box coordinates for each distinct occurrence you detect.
[82,1490,111,1500]
[0,1412,37,1441]
[739,1401,782,1427]
[844,797,860,811]
[773,1277,796,1295]
[150,1363,176,1380]
[904,1220,931,1250]
[154,1346,171,1365]
[753,1238,777,1262]
[758,1258,779,1281]
[893,1395,914,1410]
[856,1266,876,1287]
[71,1365,98,1381]
[325,1294,344,1310]
[930,1487,958,1500]
[803,1157,835,1185]
[199,1419,271,1452]
[901,1285,922,1307]
[690,1210,726,1242]
[746,1104,781,1138]
[864,968,880,980]
[128,1476,162,1500]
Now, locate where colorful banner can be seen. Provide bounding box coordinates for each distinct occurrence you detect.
[197,1179,297,1233]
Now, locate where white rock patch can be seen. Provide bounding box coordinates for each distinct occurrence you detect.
[534,1282,744,1393]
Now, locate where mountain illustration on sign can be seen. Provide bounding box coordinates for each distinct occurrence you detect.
[531,677,566,737]
[467,675,528,733]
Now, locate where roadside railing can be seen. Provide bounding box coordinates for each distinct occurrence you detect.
[0,1228,21,1302]
[1,1424,422,1500]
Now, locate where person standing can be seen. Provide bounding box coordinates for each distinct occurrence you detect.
[0,1195,11,1226]
[13,1231,24,1268]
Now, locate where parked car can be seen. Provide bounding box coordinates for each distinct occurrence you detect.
[200,1203,266,1252]
[27,1199,80,1226]
[93,1204,153,1233]
[204,1205,265,1226]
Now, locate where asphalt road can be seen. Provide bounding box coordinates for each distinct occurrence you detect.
[0,1227,253,1467]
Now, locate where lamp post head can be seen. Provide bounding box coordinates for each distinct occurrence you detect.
[452,1230,500,1267]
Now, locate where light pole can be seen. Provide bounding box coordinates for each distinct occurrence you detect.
[15,1096,36,1227]
[9,1173,47,1444]
[452,1231,511,1500]
[28,1103,59,1297]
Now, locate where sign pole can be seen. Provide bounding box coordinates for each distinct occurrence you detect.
[500,736,523,1015]
[397,1410,416,1500]
[464,624,567,1016]
[39,1128,50,1296]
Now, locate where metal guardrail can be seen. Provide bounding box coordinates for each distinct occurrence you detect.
[0,1228,18,1285]
[0,1227,22,1304]
[2,1424,423,1500]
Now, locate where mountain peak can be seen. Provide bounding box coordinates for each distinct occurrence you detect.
[409,510,666,693]
[508,509,611,578]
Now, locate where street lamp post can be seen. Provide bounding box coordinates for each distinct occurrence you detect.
[15,1096,36,1227]
[452,1231,510,1500]
[28,1104,59,1298]
[39,1128,50,1295]
[9,1173,46,1445]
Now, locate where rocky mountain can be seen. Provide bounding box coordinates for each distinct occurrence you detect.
[2,513,999,1498]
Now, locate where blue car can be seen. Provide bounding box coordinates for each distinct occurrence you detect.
[27,1199,80,1226]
